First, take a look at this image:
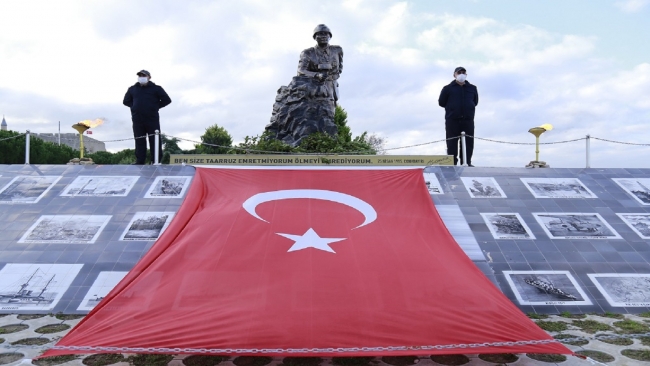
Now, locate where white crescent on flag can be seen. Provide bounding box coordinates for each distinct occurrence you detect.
[242,189,377,229]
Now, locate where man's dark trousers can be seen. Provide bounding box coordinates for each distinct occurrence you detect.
[445,119,474,166]
[132,116,163,164]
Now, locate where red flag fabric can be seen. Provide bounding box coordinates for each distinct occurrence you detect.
[44,168,570,357]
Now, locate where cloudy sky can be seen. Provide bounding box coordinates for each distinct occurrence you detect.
[1,0,649,168]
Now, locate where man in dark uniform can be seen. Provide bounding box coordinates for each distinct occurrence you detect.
[297,24,343,105]
[438,66,479,166]
[123,70,171,164]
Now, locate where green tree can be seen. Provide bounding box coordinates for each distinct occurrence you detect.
[197,124,232,154]
[0,130,78,164]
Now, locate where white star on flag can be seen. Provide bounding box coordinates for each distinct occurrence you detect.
[277,228,346,253]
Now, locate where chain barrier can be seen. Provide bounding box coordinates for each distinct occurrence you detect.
[84,133,649,155]
[592,137,650,146]
[0,133,26,142]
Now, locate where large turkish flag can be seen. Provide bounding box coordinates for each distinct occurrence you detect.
[44,168,570,357]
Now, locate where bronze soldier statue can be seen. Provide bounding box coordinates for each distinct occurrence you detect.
[266,24,344,146]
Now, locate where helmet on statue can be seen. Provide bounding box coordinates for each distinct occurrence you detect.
[312,24,332,39]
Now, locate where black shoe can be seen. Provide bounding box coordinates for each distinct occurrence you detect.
[467,164,475,167]
[131,162,145,165]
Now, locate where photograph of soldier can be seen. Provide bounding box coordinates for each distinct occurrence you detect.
[588,274,650,307]
[480,213,536,239]
[0,176,61,204]
[613,178,650,205]
[461,177,506,198]
[616,213,650,238]
[504,270,591,306]
[521,178,597,199]
[533,213,621,239]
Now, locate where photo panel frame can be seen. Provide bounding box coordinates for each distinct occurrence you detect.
[616,213,650,239]
[533,213,621,239]
[461,177,506,198]
[119,212,175,241]
[520,178,597,199]
[19,215,112,244]
[423,172,444,195]
[77,271,128,311]
[0,176,61,204]
[144,176,192,198]
[503,270,591,306]
[613,178,650,205]
[480,213,536,239]
[60,176,139,197]
[588,274,650,307]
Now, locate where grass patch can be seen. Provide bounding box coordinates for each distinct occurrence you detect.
[554,334,588,346]
[82,353,126,366]
[526,353,567,363]
[613,319,650,334]
[0,324,28,334]
[572,320,613,333]
[35,324,71,334]
[638,336,650,346]
[596,312,624,319]
[429,355,470,365]
[637,311,650,318]
[55,314,85,321]
[332,357,374,366]
[575,350,615,363]
[281,358,322,366]
[184,355,229,366]
[527,313,549,320]
[33,355,78,366]
[130,354,174,366]
[12,337,50,346]
[0,338,3,344]
[559,311,586,319]
[17,314,46,320]
[0,315,8,318]
[381,356,418,366]
[535,321,568,332]
[598,337,633,346]
[232,357,274,366]
[477,354,518,363]
[622,349,650,361]
[0,353,24,364]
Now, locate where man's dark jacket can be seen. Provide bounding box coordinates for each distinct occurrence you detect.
[123,81,172,123]
[438,80,479,120]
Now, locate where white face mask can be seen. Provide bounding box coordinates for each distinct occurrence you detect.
[456,74,467,83]
[138,77,149,84]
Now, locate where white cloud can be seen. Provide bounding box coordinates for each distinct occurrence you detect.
[616,0,649,12]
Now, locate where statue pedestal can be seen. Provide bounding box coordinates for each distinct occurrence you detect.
[525,160,549,168]
[67,158,95,165]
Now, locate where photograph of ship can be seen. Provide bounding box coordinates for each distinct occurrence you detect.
[120,212,175,241]
[533,213,621,239]
[481,213,536,239]
[461,177,506,198]
[503,270,591,306]
[144,176,192,198]
[520,178,597,198]
[78,271,128,311]
[613,178,650,205]
[0,263,83,311]
[616,213,650,239]
[60,176,139,197]
[588,274,650,307]
[0,175,61,204]
[19,215,112,244]
[423,172,443,194]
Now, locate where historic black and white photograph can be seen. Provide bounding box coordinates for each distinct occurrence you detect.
[144,176,192,198]
[481,213,536,239]
[0,263,83,311]
[78,271,128,311]
[613,178,650,205]
[18,215,112,244]
[120,212,175,241]
[0,175,61,204]
[588,274,650,307]
[616,213,650,239]
[503,270,591,306]
[461,177,506,198]
[423,172,444,195]
[533,213,621,239]
[60,176,139,197]
[520,178,597,199]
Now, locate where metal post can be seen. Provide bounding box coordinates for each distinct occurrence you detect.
[58,121,61,145]
[460,132,467,166]
[25,130,30,165]
[535,136,540,162]
[586,134,591,168]
[154,130,161,165]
